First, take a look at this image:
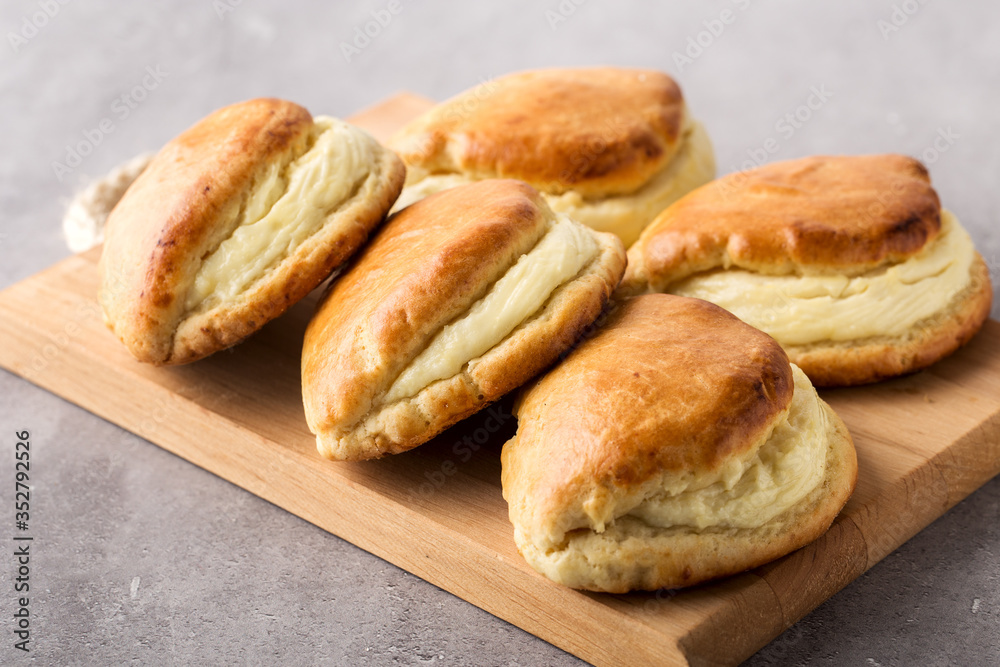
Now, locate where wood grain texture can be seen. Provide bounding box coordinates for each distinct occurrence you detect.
[0,94,997,667]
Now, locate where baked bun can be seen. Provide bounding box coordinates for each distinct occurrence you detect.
[621,155,993,386]
[389,67,716,246]
[99,98,404,365]
[302,179,626,461]
[501,294,857,593]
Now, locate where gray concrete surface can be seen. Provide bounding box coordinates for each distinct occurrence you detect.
[1,1,998,665]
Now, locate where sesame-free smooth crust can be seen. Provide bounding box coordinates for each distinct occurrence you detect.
[620,154,992,386]
[389,68,687,197]
[502,295,857,592]
[623,154,943,290]
[302,179,626,460]
[99,98,404,365]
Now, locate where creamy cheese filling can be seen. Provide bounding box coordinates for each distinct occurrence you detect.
[185,117,376,311]
[384,216,599,403]
[627,365,826,531]
[669,209,976,346]
[392,121,716,248]
[544,120,715,247]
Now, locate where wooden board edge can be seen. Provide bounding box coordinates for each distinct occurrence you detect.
[3,248,1000,667]
[709,400,1000,665]
[935,407,1000,510]
[680,514,869,665]
[0,266,692,667]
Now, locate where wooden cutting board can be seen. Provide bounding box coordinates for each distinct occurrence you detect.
[1,94,998,667]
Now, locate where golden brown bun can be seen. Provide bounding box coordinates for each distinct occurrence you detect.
[390,67,688,198]
[502,295,858,592]
[302,179,626,460]
[623,154,942,290]
[99,98,404,365]
[620,155,993,387]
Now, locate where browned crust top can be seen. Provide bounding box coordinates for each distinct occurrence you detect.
[302,179,554,436]
[625,154,942,290]
[389,67,688,197]
[506,294,795,524]
[99,98,315,362]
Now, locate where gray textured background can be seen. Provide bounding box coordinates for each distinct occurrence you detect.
[1,1,998,665]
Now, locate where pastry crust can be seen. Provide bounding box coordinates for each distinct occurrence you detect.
[502,295,858,592]
[302,179,626,460]
[389,68,716,246]
[391,68,688,197]
[98,98,404,365]
[620,155,993,386]
[622,154,942,291]
[509,401,856,593]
